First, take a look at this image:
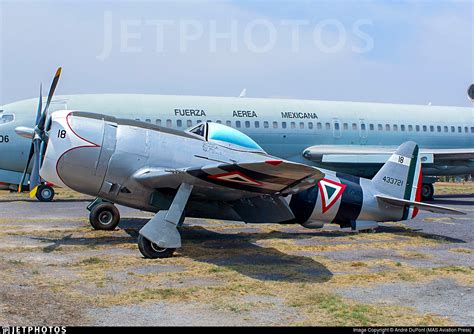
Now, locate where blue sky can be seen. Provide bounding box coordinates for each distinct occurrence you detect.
[0,0,472,106]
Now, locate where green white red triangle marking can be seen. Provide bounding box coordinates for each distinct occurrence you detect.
[318,178,346,214]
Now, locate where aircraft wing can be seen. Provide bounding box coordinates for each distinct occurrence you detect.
[303,145,474,164]
[134,160,325,196]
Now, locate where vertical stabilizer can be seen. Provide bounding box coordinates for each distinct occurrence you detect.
[372,141,422,219]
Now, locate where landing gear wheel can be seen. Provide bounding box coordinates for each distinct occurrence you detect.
[421,183,434,201]
[138,235,175,259]
[89,202,120,230]
[36,185,55,202]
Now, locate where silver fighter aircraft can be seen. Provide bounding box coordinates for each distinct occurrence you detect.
[39,110,463,259]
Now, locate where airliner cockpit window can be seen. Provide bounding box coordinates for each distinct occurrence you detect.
[0,113,14,125]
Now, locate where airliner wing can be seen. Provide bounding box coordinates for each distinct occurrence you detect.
[303,145,474,164]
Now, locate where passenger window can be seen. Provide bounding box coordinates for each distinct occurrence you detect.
[255,121,260,128]
[187,120,193,127]
[273,121,278,129]
[325,123,331,130]
[465,127,468,133]
[444,126,448,132]
[236,121,241,128]
[400,125,405,132]
[352,123,357,130]
[393,124,398,131]
[156,119,162,126]
[245,121,250,128]
[300,122,304,129]
[451,126,455,132]
[437,126,441,132]
[308,122,313,129]
[361,123,366,131]
[416,125,420,132]
[369,124,374,131]
[458,126,462,133]
[290,122,296,129]
[264,121,269,128]
[166,119,172,127]
[216,120,222,124]
[282,122,287,129]
[226,120,231,127]
[177,120,182,127]
[423,125,427,132]
[471,127,474,133]
[430,125,434,132]
[197,120,202,124]
[378,124,383,131]
[317,123,322,130]
[335,123,340,130]
[408,125,413,132]
[343,123,349,130]
[385,124,390,131]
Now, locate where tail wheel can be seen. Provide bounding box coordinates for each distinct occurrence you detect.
[89,202,120,230]
[36,184,55,202]
[138,235,175,259]
[421,183,434,201]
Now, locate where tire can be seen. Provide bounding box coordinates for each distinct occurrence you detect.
[89,202,120,230]
[36,185,55,202]
[421,183,434,201]
[138,235,175,259]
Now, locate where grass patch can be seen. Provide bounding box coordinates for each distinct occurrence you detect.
[449,248,473,254]
[78,257,106,266]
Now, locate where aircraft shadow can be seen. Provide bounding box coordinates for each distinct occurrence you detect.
[31,218,334,283]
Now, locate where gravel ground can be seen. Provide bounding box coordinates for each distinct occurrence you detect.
[0,190,472,326]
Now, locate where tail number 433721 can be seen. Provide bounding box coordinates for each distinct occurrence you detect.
[383,176,403,187]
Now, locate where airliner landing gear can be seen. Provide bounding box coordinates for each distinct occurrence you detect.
[88,199,120,230]
[36,184,55,202]
[421,183,434,201]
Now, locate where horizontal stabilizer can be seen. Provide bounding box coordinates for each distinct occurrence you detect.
[375,194,465,215]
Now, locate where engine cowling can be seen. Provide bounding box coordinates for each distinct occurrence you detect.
[40,111,114,196]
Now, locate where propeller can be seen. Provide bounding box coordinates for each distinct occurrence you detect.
[17,67,62,197]
[468,84,474,101]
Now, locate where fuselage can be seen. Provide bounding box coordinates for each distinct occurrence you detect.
[0,94,473,183]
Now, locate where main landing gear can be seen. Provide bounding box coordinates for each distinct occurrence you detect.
[35,184,55,202]
[421,183,434,201]
[138,183,193,259]
[87,198,121,230]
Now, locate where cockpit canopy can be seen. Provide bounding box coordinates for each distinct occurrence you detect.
[187,122,265,153]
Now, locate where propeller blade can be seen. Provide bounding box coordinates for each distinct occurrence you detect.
[35,84,43,125]
[38,67,62,131]
[29,138,42,194]
[17,144,35,192]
